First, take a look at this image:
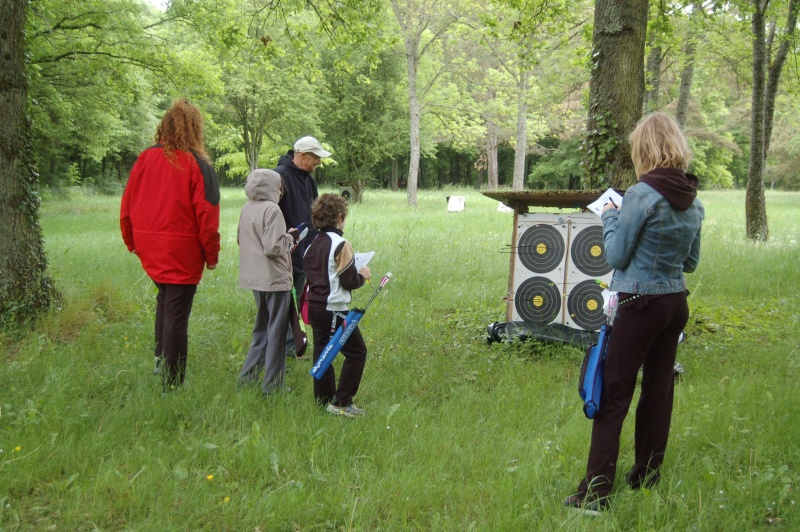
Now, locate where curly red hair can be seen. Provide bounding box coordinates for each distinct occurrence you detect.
[155,98,210,162]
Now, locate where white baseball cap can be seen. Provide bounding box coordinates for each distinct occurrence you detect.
[293,136,331,158]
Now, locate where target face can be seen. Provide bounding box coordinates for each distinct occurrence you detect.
[567,279,608,331]
[517,224,565,273]
[570,225,611,276]
[514,276,562,324]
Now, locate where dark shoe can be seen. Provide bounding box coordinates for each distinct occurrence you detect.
[625,467,660,490]
[564,494,608,516]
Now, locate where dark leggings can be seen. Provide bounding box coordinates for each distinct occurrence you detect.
[154,282,197,388]
[578,291,689,499]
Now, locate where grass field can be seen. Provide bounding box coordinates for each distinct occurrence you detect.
[1,188,799,530]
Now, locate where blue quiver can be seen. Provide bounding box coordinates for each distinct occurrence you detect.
[579,324,611,419]
[310,309,365,380]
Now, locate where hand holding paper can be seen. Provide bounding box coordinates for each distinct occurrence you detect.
[588,188,623,217]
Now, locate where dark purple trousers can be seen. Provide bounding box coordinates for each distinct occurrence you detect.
[578,291,689,500]
[308,305,367,407]
[154,282,197,388]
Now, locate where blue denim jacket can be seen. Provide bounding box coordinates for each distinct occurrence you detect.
[601,182,704,294]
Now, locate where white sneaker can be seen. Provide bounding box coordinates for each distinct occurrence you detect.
[326,403,365,418]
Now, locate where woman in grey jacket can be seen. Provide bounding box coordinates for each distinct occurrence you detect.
[237,169,299,394]
[565,112,705,514]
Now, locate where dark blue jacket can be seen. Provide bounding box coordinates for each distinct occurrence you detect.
[274,151,319,273]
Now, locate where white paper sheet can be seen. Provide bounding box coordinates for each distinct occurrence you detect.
[354,252,375,270]
[587,188,624,217]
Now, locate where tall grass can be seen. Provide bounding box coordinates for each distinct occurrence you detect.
[1,188,798,530]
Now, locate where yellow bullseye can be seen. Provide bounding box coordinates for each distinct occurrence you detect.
[536,243,547,255]
[587,299,598,311]
[533,295,544,307]
[590,245,602,257]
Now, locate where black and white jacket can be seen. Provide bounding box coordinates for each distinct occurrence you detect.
[303,228,365,312]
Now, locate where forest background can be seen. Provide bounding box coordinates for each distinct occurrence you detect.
[21,0,800,199]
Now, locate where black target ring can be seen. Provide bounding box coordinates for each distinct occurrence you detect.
[567,279,608,331]
[515,276,562,324]
[570,226,611,276]
[517,224,565,273]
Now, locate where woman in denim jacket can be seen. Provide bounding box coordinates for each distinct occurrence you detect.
[566,112,704,515]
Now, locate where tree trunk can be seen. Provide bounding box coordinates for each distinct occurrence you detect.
[403,36,421,207]
[487,120,499,190]
[583,0,649,189]
[676,1,703,128]
[746,0,770,242]
[390,158,399,191]
[644,42,661,112]
[0,0,59,324]
[675,54,695,129]
[512,70,530,191]
[764,0,799,155]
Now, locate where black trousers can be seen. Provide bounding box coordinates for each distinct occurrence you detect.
[154,282,197,388]
[308,305,367,407]
[578,291,689,499]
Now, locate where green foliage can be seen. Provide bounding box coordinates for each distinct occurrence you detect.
[318,47,408,194]
[766,94,800,189]
[1,189,799,528]
[26,0,221,187]
[689,138,735,188]
[582,111,619,188]
[14,0,800,194]
[527,137,583,189]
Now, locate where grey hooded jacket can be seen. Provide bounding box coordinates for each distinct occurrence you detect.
[238,169,295,292]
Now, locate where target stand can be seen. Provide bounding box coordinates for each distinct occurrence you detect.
[483,191,614,347]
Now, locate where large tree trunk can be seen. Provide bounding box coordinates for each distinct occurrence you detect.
[583,0,649,189]
[746,0,770,242]
[512,70,530,191]
[0,0,59,324]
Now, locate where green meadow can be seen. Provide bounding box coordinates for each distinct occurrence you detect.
[1,188,798,530]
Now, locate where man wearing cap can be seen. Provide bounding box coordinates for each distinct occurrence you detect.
[274,136,331,356]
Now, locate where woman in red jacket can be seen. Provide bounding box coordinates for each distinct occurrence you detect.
[120,99,220,390]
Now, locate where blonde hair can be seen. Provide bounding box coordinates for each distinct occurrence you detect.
[155,98,210,163]
[629,112,692,176]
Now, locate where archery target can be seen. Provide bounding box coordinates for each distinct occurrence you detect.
[569,225,611,277]
[565,279,608,331]
[514,276,562,325]
[517,224,566,273]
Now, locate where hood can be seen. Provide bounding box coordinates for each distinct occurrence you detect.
[245,168,282,203]
[276,151,308,175]
[639,167,699,211]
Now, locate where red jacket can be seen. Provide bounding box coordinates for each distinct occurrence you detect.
[120,146,220,285]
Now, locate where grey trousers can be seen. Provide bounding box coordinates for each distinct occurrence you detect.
[239,290,291,394]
